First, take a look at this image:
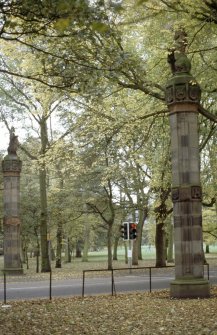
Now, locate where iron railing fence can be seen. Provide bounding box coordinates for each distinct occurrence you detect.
[82,264,209,297]
[0,264,210,303]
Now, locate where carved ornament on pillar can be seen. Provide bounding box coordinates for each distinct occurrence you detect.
[165,78,201,106]
[4,217,20,225]
[172,185,202,202]
[2,159,22,173]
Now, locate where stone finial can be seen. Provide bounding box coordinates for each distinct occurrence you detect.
[168,29,191,74]
[7,126,19,155]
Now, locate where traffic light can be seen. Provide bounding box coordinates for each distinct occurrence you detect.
[120,222,129,240]
[129,223,137,240]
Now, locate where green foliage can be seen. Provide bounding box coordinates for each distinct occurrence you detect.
[0,0,217,262]
[203,207,217,244]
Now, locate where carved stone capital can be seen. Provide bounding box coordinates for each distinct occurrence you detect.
[165,74,201,107]
[4,216,21,226]
[2,158,22,173]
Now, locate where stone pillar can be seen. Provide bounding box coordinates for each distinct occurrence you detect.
[2,128,23,274]
[165,31,209,298]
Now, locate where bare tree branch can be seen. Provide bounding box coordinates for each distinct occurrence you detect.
[199,105,217,123]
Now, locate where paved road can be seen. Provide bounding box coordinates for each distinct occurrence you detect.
[0,271,215,301]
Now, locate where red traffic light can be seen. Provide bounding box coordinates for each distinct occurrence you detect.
[129,223,137,240]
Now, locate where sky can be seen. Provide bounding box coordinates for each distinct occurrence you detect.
[0,125,9,154]
[0,123,27,155]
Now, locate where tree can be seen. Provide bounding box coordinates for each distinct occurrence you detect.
[20,148,41,271]
[1,0,217,270]
[0,45,76,271]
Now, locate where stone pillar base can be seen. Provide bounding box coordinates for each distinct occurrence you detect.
[170,278,210,298]
[3,268,24,275]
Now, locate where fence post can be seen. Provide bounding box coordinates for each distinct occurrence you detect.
[49,270,52,300]
[111,269,114,296]
[4,272,6,304]
[149,267,152,293]
[82,271,85,297]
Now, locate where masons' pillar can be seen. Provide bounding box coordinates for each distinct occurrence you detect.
[165,30,209,298]
[2,127,23,274]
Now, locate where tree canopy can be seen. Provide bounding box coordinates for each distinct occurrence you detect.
[0,0,217,269]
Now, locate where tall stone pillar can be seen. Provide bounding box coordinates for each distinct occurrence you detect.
[2,128,23,274]
[165,31,209,298]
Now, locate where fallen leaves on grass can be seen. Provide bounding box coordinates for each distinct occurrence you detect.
[1,287,217,335]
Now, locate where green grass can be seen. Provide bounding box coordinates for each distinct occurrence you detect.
[0,244,216,281]
[87,245,156,260]
[0,246,157,281]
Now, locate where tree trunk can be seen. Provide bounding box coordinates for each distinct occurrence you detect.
[155,221,166,267]
[39,118,50,272]
[36,238,40,273]
[132,215,139,265]
[50,242,55,261]
[82,216,90,262]
[76,240,82,258]
[138,212,147,260]
[134,216,146,264]
[130,210,138,265]
[132,209,147,264]
[21,240,27,264]
[113,236,119,261]
[138,235,143,260]
[65,237,71,263]
[154,188,171,267]
[124,242,128,264]
[205,244,210,254]
[39,167,50,272]
[107,224,113,270]
[25,248,29,270]
[21,239,29,268]
[167,220,174,263]
[55,173,64,268]
[132,239,139,265]
[55,223,62,268]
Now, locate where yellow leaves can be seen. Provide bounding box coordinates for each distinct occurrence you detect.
[135,0,148,6]
[91,21,110,33]
[54,18,72,32]
[2,289,217,335]
[56,0,72,13]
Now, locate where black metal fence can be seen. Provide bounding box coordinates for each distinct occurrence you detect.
[1,270,53,304]
[82,264,210,297]
[0,264,210,303]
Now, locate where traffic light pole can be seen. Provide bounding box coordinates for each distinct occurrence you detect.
[128,239,133,273]
[121,222,137,272]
